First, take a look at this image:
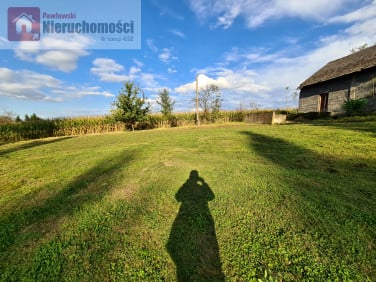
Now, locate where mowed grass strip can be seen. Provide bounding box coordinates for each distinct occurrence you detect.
[0,122,375,281]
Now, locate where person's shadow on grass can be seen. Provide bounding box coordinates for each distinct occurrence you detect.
[167,170,225,281]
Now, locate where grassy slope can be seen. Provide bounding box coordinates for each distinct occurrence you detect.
[0,122,375,281]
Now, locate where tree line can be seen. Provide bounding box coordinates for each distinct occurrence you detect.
[111,81,222,130]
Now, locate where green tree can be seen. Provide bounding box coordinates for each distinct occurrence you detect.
[197,84,222,120]
[156,88,175,116]
[111,82,149,131]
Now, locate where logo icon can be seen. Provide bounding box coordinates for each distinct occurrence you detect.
[8,7,40,41]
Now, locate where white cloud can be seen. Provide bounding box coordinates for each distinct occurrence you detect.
[14,34,90,72]
[345,17,376,37]
[167,67,177,74]
[174,70,269,94]
[130,66,142,75]
[188,0,360,29]
[329,0,376,24]
[0,68,14,80]
[96,73,130,83]
[139,74,172,95]
[146,39,159,52]
[90,58,167,93]
[213,2,243,29]
[0,68,61,101]
[92,58,124,72]
[140,73,162,90]
[146,39,179,65]
[174,69,270,109]
[159,48,178,63]
[91,58,131,82]
[34,50,88,72]
[169,29,186,39]
[0,67,113,102]
[52,86,115,98]
[222,47,282,65]
[133,59,144,68]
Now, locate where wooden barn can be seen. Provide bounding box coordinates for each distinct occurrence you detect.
[298,44,376,114]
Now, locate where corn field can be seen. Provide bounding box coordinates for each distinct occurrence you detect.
[0,110,264,144]
[0,116,124,144]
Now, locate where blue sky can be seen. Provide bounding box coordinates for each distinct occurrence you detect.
[1,0,376,118]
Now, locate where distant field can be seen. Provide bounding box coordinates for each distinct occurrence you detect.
[0,122,375,281]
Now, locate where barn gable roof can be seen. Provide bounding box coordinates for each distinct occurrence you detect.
[299,44,376,89]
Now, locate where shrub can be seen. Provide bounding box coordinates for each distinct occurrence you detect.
[343,98,368,116]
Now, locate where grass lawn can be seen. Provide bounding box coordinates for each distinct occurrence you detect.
[0,122,375,281]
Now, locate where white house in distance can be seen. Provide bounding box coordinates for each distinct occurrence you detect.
[12,13,35,33]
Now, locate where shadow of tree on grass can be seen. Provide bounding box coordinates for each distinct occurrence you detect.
[0,149,136,265]
[0,136,75,157]
[241,131,376,212]
[167,170,225,281]
[240,130,376,279]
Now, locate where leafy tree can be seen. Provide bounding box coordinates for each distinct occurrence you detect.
[156,88,175,116]
[197,84,222,120]
[111,82,150,131]
[211,88,222,114]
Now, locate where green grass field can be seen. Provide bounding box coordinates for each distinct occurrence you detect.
[1,122,375,281]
